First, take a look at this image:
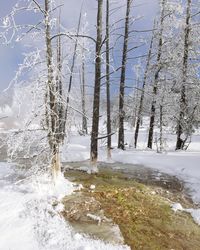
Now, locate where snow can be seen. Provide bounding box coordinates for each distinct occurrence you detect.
[0,163,130,250]
[111,149,200,203]
[90,184,96,190]
[171,203,200,225]
[87,213,102,224]
[171,203,183,212]
[61,136,90,162]
[2,127,199,249]
[187,209,200,225]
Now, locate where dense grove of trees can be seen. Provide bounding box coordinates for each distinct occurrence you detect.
[1,0,200,177]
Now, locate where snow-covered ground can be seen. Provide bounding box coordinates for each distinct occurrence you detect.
[0,163,129,250]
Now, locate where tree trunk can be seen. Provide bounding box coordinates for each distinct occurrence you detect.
[176,0,191,150]
[56,9,64,144]
[62,8,82,136]
[81,49,88,135]
[118,0,131,150]
[90,0,103,168]
[159,103,164,152]
[44,0,61,179]
[51,145,61,181]
[134,26,154,148]
[147,0,165,149]
[106,0,112,159]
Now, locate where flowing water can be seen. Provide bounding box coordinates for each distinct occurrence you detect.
[65,161,184,192]
[64,161,200,208]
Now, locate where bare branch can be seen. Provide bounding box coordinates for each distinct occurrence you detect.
[96,132,116,140]
[50,32,96,43]
[32,0,45,14]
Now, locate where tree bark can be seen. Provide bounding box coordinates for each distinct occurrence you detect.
[118,0,131,150]
[134,26,154,148]
[159,103,164,152]
[90,0,103,167]
[176,0,191,150]
[56,9,64,144]
[147,0,165,149]
[62,8,82,136]
[106,0,112,159]
[44,0,61,180]
[81,47,88,135]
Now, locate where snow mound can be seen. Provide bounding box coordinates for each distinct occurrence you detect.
[171,203,183,212]
[184,208,200,226]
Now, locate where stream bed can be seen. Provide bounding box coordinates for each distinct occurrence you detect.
[63,161,200,249]
[64,161,196,205]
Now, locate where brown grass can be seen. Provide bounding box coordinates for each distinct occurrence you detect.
[64,169,200,250]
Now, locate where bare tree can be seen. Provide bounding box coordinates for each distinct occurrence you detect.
[44,0,62,180]
[62,7,82,136]
[176,0,191,150]
[90,0,103,168]
[106,0,112,159]
[134,24,155,148]
[56,8,65,144]
[159,98,164,152]
[118,0,132,150]
[147,0,165,149]
[80,42,88,135]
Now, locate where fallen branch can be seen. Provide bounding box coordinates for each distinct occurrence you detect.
[96,132,116,140]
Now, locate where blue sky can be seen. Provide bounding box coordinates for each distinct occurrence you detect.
[0,0,158,92]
